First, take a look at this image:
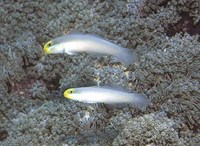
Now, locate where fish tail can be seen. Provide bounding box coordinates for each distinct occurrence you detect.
[115,47,137,66]
[130,93,150,108]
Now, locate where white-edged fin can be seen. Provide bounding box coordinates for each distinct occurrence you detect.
[67,30,83,35]
[98,86,131,93]
[86,34,104,39]
[115,47,137,66]
[66,51,79,55]
[130,93,150,108]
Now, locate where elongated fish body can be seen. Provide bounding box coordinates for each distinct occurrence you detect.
[44,33,137,65]
[64,86,150,108]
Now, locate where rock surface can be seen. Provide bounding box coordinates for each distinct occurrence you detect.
[0,0,199,145]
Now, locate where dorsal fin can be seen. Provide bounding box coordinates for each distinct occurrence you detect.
[67,29,83,35]
[86,33,104,39]
[89,86,131,93]
[67,30,104,39]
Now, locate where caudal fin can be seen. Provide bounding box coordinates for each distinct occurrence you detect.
[131,93,150,108]
[115,47,137,66]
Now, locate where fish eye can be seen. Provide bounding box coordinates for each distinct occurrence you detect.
[47,42,52,47]
[69,90,73,94]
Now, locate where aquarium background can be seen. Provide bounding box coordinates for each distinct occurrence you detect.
[0,0,200,145]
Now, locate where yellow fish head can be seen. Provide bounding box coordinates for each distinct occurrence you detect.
[64,88,75,99]
[43,41,53,54]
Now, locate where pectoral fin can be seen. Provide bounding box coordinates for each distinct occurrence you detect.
[66,51,79,55]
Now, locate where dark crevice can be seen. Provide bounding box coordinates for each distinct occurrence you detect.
[0,130,8,141]
[46,125,53,136]
[177,127,182,139]
[8,74,61,97]
[22,56,35,69]
[149,83,154,88]
[166,112,173,119]
[140,0,171,17]
[6,81,12,94]
[174,94,181,99]
[185,117,200,133]
[43,74,61,91]
[158,0,171,7]
[165,12,200,40]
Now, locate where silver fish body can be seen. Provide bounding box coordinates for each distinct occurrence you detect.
[47,33,137,65]
[64,86,150,108]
